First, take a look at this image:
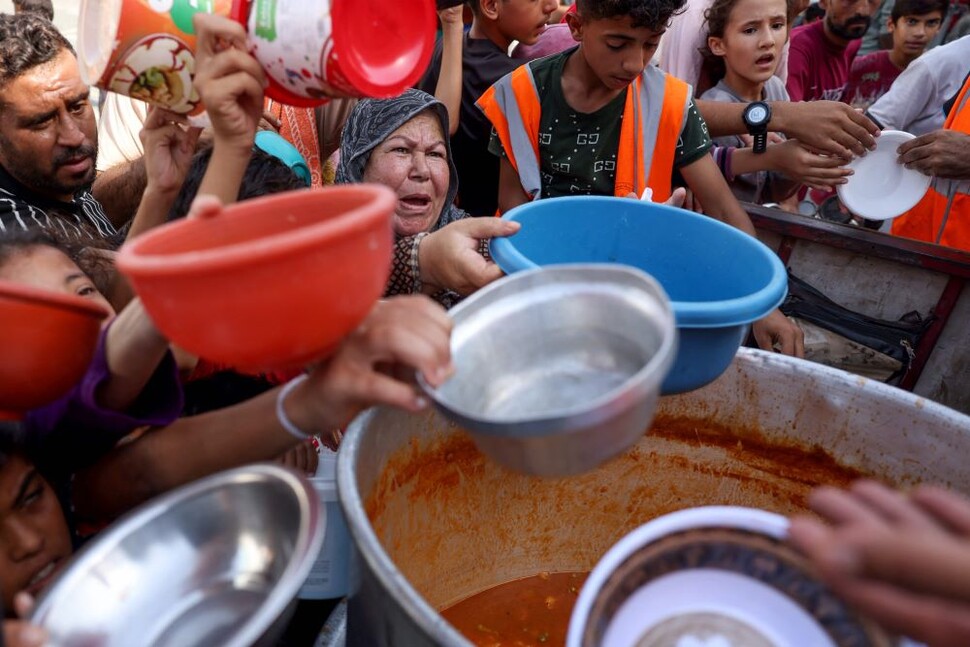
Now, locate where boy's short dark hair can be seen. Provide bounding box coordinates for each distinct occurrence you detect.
[891,0,947,22]
[0,12,72,88]
[13,0,55,22]
[576,0,688,31]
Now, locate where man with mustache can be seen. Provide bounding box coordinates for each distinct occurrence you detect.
[0,13,117,241]
[786,0,883,101]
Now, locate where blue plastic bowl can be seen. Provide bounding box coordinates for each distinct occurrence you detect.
[490,196,787,394]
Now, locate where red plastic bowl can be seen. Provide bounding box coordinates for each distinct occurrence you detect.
[0,281,108,420]
[116,185,396,370]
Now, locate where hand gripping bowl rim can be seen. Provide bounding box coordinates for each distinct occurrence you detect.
[836,130,933,222]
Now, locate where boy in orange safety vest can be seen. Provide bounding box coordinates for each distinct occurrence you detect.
[477,0,804,356]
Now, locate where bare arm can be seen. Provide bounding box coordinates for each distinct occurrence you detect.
[728,139,852,198]
[73,295,453,521]
[497,156,530,215]
[98,299,170,414]
[695,99,879,159]
[125,108,202,241]
[91,159,147,230]
[192,14,265,204]
[435,6,465,137]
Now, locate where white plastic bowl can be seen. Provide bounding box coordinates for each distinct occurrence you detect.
[837,130,932,221]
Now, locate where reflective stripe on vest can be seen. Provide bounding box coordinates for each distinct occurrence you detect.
[478,62,690,205]
[891,73,970,250]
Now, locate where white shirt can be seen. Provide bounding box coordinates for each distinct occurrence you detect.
[96,93,148,172]
[867,35,970,136]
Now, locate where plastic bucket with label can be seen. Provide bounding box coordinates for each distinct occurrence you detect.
[232,0,437,106]
[77,0,233,115]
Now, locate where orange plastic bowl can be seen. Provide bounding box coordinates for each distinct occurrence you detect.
[116,185,396,370]
[0,280,108,420]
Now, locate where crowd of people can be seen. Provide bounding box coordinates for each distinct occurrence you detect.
[0,0,969,645]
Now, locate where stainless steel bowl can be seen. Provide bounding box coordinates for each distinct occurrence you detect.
[30,464,325,647]
[421,264,678,476]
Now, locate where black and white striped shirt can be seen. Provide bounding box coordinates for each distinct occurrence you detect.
[0,164,119,244]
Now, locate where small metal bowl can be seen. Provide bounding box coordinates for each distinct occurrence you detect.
[421,264,677,476]
[30,465,325,647]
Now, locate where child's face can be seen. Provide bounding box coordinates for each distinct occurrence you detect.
[889,12,943,57]
[0,454,73,611]
[708,0,788,87]
[568,14,665,91]
[0,246,114,316]
[493,0,560,46]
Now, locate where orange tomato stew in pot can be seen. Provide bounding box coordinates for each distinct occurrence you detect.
[441,572,588,647]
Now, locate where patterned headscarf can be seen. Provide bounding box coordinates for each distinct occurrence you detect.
[335,89,464,232]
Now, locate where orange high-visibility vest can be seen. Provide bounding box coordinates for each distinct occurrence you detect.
[891,73,970,250]
[477,61,691,206]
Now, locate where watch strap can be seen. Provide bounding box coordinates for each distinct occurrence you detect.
[753,132,768,154]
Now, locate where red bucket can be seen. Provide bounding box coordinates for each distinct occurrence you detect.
[231,0,437,107]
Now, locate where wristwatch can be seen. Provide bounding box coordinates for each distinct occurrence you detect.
[742,101,772,154]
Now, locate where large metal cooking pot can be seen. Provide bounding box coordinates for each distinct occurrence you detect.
[338,349,970,647]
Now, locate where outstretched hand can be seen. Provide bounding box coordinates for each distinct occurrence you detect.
[775,101,879,160]
[284,296,454,434]
[140,106,203,196]
[790,481,970,647]
[898,130,970,179]
[419,217,521,295]
[769,139,853,190]
[192,13,266,154]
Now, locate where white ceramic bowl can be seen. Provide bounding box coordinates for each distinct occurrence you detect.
[567,507,892,647]
[837,130,932,221]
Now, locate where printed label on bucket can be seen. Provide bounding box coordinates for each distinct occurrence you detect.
[83,0,232,115]
[248,0,358,101]
[253,0,278,40]
[147,0,215,35]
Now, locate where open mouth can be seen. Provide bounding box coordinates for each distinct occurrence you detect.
[400,195,432,211]
[26,560,58,595]
[756,54,775,66]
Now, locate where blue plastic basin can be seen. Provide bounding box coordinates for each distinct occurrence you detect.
[490,196,787,393]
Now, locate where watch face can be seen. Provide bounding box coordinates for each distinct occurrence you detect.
[747,105,768,125]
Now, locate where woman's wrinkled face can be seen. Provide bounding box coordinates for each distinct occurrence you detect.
[362,111,450,237]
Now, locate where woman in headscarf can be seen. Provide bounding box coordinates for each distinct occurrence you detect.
[336,89,518,307]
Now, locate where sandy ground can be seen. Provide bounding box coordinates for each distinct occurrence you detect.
[0,0,80,45]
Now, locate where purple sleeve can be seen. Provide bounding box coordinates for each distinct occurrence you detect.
[24,323,184,470]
